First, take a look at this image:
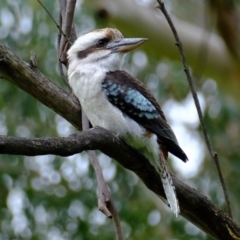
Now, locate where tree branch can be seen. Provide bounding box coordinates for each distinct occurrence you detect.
[58,0,77,64]
[0,42,81,130]
[0,128,240,239]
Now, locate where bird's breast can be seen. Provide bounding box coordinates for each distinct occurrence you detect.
[69,69,131,135]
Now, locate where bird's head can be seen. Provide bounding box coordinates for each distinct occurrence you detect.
[67,28,147,73]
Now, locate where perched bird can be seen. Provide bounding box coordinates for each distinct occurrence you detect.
[67,28,188,216]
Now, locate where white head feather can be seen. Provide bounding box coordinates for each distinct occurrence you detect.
[67,28,125,74]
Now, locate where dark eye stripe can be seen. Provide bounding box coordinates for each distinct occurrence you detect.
[77,46,96,59]
[77,38,111,59]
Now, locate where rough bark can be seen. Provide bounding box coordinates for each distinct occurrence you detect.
[0,42,81,130]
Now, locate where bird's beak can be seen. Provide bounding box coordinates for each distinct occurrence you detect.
[107,38,147,53]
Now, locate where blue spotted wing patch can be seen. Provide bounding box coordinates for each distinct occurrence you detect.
[102,78,160,120]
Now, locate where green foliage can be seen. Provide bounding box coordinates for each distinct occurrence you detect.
[0,0,240,239]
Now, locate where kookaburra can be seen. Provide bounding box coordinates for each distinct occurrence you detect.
[67,28,188,216]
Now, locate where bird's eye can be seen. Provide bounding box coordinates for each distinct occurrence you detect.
[96,38,110,47]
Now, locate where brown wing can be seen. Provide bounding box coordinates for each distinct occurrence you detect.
[102,70,188,162]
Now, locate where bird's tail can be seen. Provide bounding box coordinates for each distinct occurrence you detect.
[158,151,180,216]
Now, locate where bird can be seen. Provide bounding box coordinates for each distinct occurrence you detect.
[67,28,188,216]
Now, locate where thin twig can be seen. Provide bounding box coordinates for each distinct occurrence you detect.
[59,0,76,63]
[57,0,78,88]
[156,0,232,218]
[61,0,76,45]
[81,111,123,240]
[57,7,71,90]
[108,200,123,240]
[81,112,111,213]
[37,0,71,45]
[58,0,77,48]
[37,0,71,89]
